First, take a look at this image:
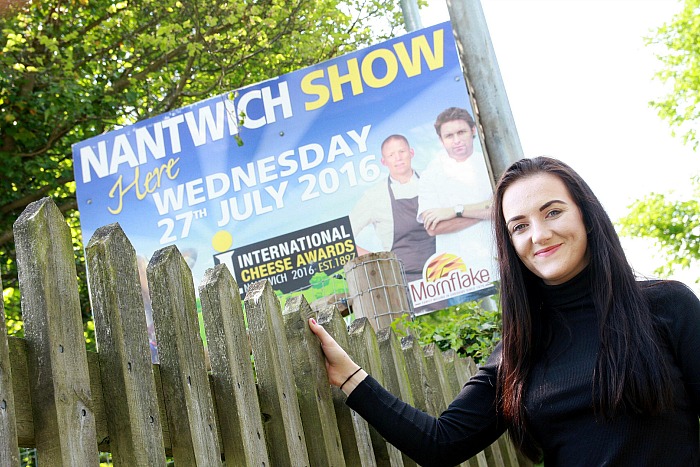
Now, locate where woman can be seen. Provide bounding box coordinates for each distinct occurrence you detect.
[309,157,700,466]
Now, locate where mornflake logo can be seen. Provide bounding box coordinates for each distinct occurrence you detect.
[409,253,491,306]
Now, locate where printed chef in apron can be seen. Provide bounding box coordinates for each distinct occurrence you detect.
[388,176,436,284]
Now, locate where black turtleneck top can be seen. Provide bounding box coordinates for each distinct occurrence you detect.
[346,271,700,466]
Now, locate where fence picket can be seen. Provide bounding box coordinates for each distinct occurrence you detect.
[347,318,403,466]
[376,327,416,467]
[421,343,449,415]
[199,264,270,466]
[399,335,430,414]
[13,198,99,466]
[147,245,222,466]
[0,278,20,467]
[244,280,309,467]
[283,296,345,466]
[316,306,377,466]
[86,223,167,466]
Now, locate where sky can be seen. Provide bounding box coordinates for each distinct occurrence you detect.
[419,0,700,293]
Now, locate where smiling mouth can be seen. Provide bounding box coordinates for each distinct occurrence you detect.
[535,244,561,256]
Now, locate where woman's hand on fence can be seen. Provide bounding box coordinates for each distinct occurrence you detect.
[308,318,368,396]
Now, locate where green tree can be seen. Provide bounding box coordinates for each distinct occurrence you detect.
[619,177,700,278]
[647,0,700,149]
[0,0,406,341]
[619,0,700,279]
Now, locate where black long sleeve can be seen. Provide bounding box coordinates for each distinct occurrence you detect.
[346,276,700,466]
[346,346,506,467]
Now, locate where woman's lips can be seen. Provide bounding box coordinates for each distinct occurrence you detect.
[535,244,562,257]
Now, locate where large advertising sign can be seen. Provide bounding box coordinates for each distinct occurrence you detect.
[73,21,498,356]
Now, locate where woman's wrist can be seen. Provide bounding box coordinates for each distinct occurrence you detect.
[340,368,368,396]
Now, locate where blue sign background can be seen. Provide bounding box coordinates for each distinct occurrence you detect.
[73,22,494,322]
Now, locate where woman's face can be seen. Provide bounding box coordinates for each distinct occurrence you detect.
[502,173,589,285]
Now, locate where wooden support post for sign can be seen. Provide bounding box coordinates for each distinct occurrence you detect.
[344,252,412,332]
[447,0,523,182]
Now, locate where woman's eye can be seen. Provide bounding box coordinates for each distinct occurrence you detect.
[511,223,527,234]
[546,209,562,218]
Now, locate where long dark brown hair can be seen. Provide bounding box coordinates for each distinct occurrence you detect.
[493,157,674,460]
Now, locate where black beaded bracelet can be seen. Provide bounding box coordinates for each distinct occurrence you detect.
[339,367,362,390]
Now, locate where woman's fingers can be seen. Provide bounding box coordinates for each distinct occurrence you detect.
[308,317,333,345]
[308,317,360,388]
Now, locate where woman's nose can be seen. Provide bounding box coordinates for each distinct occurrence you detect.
[530,221,552,244]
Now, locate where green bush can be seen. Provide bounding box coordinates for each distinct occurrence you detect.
[392,296,501,365]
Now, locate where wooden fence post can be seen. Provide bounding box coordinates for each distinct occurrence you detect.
[13,197,99,466]
[85,223,167,466]
[0,277,20,467]
[198,264,270,466]
[316,306,377,466]
[244,280,309,467]
[347,318,403,466]
[147,245,222,465]
[283,296,345,466]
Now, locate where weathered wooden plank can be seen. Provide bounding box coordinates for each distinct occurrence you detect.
[460,357,512,467]
[147,245,222,466]
[316,306,378,467]
[244,280,309,467]
[421,343,448,416]
[0,278,20,467]
[347,318,401,466]
[437,348,475,467]
[399,335,429,414]
[198,264,269,466]
[442,349,461,394]
[283,296,345,466]
[13,197,98,466]
[317,306,377,467]
[7,337,32,448]
[9,338,112,449]
[10,336,172,455]
[85,223,167,466]
[425,343,454,409]
[376,327,417,467]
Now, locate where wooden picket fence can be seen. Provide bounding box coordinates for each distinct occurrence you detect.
[0,197,526,466]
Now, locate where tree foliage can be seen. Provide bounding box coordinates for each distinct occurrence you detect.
[619,176,700,278]
[619,0,700,280]
[646,0,700,149]
[0,0,406,338]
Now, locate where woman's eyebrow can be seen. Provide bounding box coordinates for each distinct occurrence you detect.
[539,199,566,212]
